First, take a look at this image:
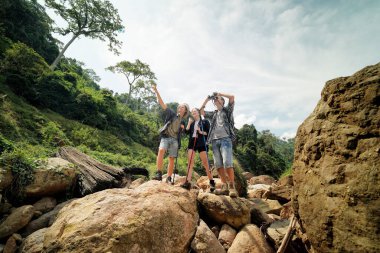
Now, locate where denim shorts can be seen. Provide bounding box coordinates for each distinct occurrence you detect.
[159,137,179,157]
[211,137,233,168]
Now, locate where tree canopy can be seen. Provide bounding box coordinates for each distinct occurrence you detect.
[106,59,156,106]
[45,0,124,70]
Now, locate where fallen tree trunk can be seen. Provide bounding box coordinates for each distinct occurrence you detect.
[58,147,125,196]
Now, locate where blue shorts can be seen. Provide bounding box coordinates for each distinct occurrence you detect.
[159,137,179,157]
[211,137,233,168]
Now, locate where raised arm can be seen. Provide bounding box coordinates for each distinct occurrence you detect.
[218,92,234,104]
[152,83,167,110]
[200,96,212,116]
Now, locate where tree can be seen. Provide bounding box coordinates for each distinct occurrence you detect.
[235,124,258,173]
[106,59,156,105]
[44,0,124,70]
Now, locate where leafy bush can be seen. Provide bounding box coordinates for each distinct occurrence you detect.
[0,133,13,154]
[36,70,77,110]
[40,121,71,147]
[0,42,50,101]
[0,147,36,200]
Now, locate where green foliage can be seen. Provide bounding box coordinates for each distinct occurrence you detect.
[57,58,100,90]
[40,121,71,147]
[235,124,258,172]
[0,147,36,199]
[280,165,292,178]
[36,70,77,109]
[0,33,12,60]
[1,42,50,101]
[255,148,285,178]
[0,0,59,63]
[107,59,156,107]
[45,0,125,69]
[234,162,248,198]
[0,133,13,154]
[234,126,294,179]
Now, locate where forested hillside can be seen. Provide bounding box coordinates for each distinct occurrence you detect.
[0,0,293,182]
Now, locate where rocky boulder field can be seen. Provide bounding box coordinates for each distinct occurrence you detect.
[1,174,297,253]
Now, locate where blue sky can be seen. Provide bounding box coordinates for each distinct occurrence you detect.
[44,0,380,139]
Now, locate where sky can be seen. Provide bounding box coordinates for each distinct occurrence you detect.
[43,0,380,139]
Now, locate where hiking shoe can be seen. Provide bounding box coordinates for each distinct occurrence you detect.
[209,180,216,193]
[229,187,238,198]
[214,183,229,195]
[180,181,192,190]
[166,176,173,184]
[152,170,162,181]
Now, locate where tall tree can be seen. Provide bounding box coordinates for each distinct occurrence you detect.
[106,59,156,105]
[44,0,124,70]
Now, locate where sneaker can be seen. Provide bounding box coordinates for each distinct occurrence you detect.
[229,187,238,198]
[152,170,162,181]
[214,183,229,195]
[180,181,191,190]
[209,180,216,193]
[166,176,173,184]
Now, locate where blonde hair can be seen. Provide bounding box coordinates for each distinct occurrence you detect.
[178,103,190,117]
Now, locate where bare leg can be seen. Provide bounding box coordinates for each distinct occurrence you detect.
[199,151,212,180]
[226,167,235,186]
[186,149,195,182]
[156,148,166,171]
[217,167,228,183]
[167,157,175,177]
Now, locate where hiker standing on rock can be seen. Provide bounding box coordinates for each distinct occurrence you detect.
[151,83,189,183]
[200,92,238,197]
[180,108,216,191]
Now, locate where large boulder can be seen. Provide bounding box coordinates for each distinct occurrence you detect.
[0,205,34,239]
[292,62,380,252]
[218,224,237,250]
[19,228,47,253]
[227,224,274,253]
[39,181,198,253]
[197,193,251,229]
[191,219,225,253]
[32,197,57,213]
[24,158,78,198]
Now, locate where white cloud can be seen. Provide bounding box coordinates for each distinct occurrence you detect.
[234,113,257,129]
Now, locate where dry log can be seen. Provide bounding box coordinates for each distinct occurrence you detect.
[58,146,125,196]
